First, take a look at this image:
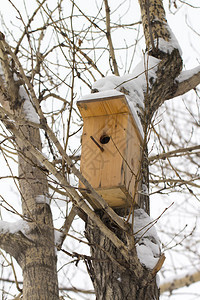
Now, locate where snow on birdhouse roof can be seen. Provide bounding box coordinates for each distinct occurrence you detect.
[78,90,144,140]
[79,89,123,101]
[78,55,161,140]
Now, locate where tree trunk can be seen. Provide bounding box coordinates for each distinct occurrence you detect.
[85,211,159,300]
[16,123,59,299]
[0,37,59,298]
[17,205,58,299]
[85,0,183,299]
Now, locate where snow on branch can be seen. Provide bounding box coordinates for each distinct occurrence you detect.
[160,268,200,294]
[13,71,40,124]
[177,66,200,83]
[20,86,40,124]
[153,22,182,55]
[54,229,64,247]
[0,219,32,261]
[171,65,200,99]
[0,34,41,125]
[132,209,161,270]
[0,41,40,124]
[36,194,50,205]
[0,219,29,235]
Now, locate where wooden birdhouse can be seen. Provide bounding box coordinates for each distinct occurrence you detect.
[77,91,143,209]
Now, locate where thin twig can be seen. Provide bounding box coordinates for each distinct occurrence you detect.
[149,144,200,161]
[104,0,119,75]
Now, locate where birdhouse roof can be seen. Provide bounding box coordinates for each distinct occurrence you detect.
[77,90,144,141]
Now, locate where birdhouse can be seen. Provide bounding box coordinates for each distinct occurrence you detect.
[77,91,143,209]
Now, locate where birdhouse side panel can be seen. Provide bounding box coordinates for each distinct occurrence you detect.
[123,115,142,204]
[93,187,131,209]
[79,113,130,190]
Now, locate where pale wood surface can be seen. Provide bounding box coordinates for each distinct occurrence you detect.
[78,96,142,208]
[77,95,129,117]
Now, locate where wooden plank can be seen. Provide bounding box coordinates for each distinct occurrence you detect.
[77,95,143,143]
[124,114,142,203]
[83,187,133,209]
[80,113,128,189]
[77,95,129,117]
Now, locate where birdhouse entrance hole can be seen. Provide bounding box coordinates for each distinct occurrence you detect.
[100,134,110,144]
[77,92,143,209]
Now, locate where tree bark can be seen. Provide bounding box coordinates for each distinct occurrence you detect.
[17,205,59,300]
[16,121,59,300]
[139,0,170,53]
[85,0,183,299]
[13,125,59,299]
[0,38,59,299]
[86,212,159,300]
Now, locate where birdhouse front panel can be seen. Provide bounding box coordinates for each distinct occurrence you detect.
[77,93,143,209]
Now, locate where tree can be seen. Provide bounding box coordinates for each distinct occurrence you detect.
[0,0,199,299]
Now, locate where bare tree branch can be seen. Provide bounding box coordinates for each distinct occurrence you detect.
[104,0,119,75]
[1,116,131,262]
[170,66,200,99]
[0,224,33,262]
[149,144,200,161]
[160,270,200,294]
[0,54,126,233]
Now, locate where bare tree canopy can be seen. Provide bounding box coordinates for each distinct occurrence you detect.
[0,0,199,299]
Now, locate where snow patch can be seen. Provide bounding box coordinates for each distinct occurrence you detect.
[0,63,4,78]
[79,89,123,101]
[132,209,161,270]
[54,229,63,246]
[0,219,29,235]
[141,184,149,196]
[0,64,39,124]
[135,244,159,270]
[80,55,160,140]
[152,22,182,55]
[177,65,200,83]
[156,274,160,288]
[36,194,50,205]
[160,266,200,286]
[19,86,40,124]
[92,55,160,111]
